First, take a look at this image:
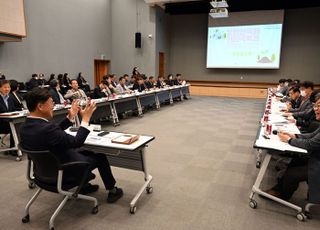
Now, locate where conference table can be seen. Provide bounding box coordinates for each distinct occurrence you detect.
[249,89,309,221]
[66,128,155,214]
[0,85,189,161]
[0,111,27,161]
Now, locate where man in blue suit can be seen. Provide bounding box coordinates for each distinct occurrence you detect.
[20,88,123,202]
[0,80,21,150]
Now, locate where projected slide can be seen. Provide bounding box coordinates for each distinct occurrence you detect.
[206,24,283,69]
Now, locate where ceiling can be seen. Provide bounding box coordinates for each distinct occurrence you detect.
[160,0,320,15]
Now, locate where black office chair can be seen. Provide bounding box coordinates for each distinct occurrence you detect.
[20,145,98,230]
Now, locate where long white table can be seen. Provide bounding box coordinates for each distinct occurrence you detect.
[0,112,27,161]
[249,89,309,221]
[66,129,155,214]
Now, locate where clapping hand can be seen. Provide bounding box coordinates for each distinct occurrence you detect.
[67,99,80,120]
[80,101,96,123]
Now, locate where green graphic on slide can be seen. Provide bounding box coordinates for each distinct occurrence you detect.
[257,50,276,64]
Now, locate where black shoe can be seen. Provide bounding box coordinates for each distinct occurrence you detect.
[107,187,123,203]
[79,183,99,195]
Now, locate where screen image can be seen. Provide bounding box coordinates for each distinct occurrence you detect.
[206,24,283,69]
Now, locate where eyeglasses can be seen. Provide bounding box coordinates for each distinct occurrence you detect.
[314,105,320,110]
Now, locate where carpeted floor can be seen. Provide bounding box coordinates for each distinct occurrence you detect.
[0,96,319,230]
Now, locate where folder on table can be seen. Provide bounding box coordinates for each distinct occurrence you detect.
[111,134,140,145]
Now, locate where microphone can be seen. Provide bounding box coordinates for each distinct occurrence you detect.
[272,130,278,135]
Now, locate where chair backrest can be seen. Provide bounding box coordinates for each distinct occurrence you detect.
[20,146,60,184]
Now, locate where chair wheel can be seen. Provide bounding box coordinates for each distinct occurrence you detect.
[305,211,312,219]
[28,182,36,189]
[16,156,22,161]
[22,214,30,223]
[256,162,261,168]
[296,212,306,221]
[146,186,153,194]
[92,206,98,214]
[130,206,137,214]
[249,200,257,209]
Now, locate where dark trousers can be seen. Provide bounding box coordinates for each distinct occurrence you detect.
[78,150,116,190]
[276,158,308,200]
[0,122,14,148]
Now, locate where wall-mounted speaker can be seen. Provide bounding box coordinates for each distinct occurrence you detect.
[135,32,141,48]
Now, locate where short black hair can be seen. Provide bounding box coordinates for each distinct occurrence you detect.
[0,79,10,87]
[32,74,37,78]
[290,87,300,94]
[25,88,52,112]
[176,74,181,77]
[149,76,154,80]
[279,79,286,84]
[119,76,125,82]
[9,80,19,91]
[123,74,129,78]
[301,81,314,90]
[70,79,77,84]
[49,79,58,88]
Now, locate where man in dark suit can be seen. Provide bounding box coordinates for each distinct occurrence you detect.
[27,74,39,90]
[48,79,66,105]
[288,87,303,110]
[9,80,24,110]
[266,96,320,204]
[0,80,21,149]
[132,77,146,92]
[156,76,166,88]
[20,88,123,202]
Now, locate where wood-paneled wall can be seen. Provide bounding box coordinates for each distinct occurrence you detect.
[188,81,275,99]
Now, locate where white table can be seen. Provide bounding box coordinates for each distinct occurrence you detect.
[66,129,155,214]
[249,90,309,221]
[0,112,27,161]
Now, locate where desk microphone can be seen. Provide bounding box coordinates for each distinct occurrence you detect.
[272,130,278,135]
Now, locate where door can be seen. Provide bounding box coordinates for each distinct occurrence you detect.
[94,60,110,86]
[159,52,165,78]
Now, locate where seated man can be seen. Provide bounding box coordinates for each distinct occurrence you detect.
[288,87,302,110]
[0,80,21,150]
[116,76,131,94]
[20,88,123,202]
[266,96,320,203]
[27,74,39,90]
[9,80,24,110]
[145,76,155,89]
[166,74,175,87]
[283,81,314,118]
[48,79,66,105]
[132,77,146,92]
[64,79,88,101]
[156,76,166,88]
[92,80,110,99]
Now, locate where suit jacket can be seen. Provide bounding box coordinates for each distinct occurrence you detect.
[20,117,90,164]
[132,83,146,92]
[93,86,108,99]
[290,127,320,203]
[289,97,313,118]
[9,92,24,110]
[144,81,153,89]
[0,95,19,133]
[166,80,175,86]
[156,80,165,88]
[174,79,181,86]
[291,95,303,109]
[28,78,39,90]
[48,87,64,104]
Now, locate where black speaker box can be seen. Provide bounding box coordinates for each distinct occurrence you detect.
[135,32,141,48]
